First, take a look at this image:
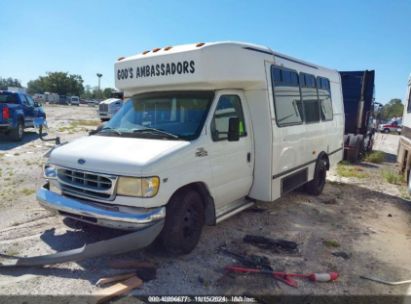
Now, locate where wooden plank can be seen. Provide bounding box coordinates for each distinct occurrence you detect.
[96,272,136,287]
[93,276,143,304]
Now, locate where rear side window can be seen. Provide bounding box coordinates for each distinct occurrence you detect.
[317,77,333,120]
[300,73,320,123]
[0,93,18,104]
[271,67,303,126]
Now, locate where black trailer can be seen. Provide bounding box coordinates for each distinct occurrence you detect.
[339,70,376,162]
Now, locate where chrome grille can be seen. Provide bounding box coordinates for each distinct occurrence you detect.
[57,168,116,200]
[99,104,108,112]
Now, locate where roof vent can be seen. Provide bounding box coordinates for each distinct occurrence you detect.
[196,42,205,47]
[142,50,150,55]
[152,48,161,53]
[164,46,173,51]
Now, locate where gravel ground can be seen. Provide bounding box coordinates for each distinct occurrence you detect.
[0,104,411,301]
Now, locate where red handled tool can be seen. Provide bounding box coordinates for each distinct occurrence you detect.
[225,265,339,288]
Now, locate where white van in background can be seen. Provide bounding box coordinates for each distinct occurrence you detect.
[98,98,123,121]
[68,96,80,106]
[37,42,344,254]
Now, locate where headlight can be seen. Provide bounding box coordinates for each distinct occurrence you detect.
[117,176,160,198]
[43,164,57,179]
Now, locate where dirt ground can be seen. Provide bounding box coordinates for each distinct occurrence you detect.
[0,104,411,301]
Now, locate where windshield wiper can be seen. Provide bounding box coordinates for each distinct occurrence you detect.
[131,128,180,139]
[99,126,122,136]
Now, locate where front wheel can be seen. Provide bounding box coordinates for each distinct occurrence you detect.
[159,189,205,255]
[304,159,327,196]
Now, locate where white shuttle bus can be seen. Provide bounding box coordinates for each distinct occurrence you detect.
[37,42,344,254]
[397,74,411,189]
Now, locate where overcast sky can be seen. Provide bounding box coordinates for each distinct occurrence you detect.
[1,0,410,103]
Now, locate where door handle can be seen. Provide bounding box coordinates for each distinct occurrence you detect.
[247,152,251,162]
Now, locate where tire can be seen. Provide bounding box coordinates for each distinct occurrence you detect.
[347,135,363,163]
[384,128,390,133]
[9,121,24,141]
[159,189,205,254]
[304,158,327,196]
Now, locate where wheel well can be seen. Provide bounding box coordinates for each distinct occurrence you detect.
[169,182,216,226]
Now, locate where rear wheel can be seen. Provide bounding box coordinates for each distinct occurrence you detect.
[10,121,24,141]
[384,128,390,133]
[304,158,327,196]
[159,189,205,255]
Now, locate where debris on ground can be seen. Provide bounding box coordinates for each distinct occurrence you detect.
[93,275,143,304]
[243,235,298,253]
[96,272,138,287]
[225,265,339,288]
[332,251,351,260]
[360,275,411,286]
[218,247,272,270]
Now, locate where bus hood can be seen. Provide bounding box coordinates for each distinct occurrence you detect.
[48,135,190,176]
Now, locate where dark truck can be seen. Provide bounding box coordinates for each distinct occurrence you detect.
[339,70,376,162]
[0,91,46,141]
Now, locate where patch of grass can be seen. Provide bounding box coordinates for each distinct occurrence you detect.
[336,163,369,178]
[364,151,385,164]
[72,119,100,127]
[382,170,404,185]
[13,153,20,156]
[0,153,4,158]
[21,188,35,196]
[323,239,340,248]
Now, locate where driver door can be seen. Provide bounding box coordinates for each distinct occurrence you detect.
[207,91,254,208]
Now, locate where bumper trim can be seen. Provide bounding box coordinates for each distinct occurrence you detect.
[37,186,165,230]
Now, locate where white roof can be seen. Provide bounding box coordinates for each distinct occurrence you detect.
[115,41,339,95]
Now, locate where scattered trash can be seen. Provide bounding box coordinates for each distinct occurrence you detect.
[225,265,339,288]
[243,235,298,253]
[93,275,143,304]
[218,247,272,270]
[332,251,351,260]
[360,275,411,286]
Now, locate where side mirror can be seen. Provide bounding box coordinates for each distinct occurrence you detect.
[228,117,240,142]
[89,123,105,135]
[34,101,40,107]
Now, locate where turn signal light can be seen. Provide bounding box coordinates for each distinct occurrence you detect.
[2,107,9,120]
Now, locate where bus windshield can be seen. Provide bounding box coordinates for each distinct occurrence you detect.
[100,91,214,140]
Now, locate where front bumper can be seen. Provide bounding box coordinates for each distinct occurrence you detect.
[36,184,166,231]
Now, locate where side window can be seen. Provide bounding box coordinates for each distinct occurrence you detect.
[26,95,35,107]
[272,67,303,126]
[317,77,333,120]
[301,73,320,123]
[211,95,246,141]
[19,94,28,105]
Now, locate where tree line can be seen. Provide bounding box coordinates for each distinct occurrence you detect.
[1,73,115,99]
